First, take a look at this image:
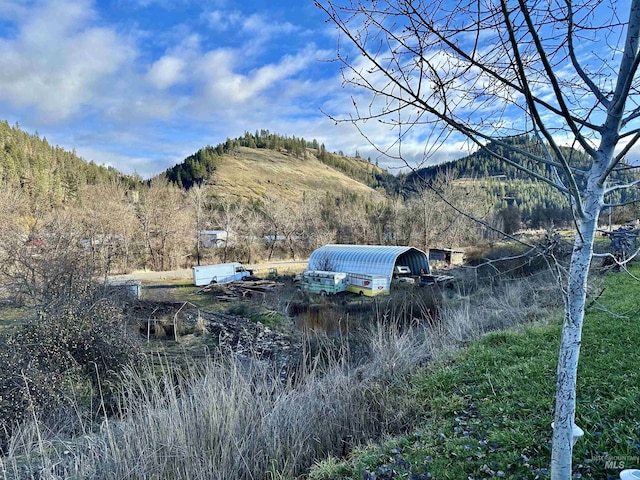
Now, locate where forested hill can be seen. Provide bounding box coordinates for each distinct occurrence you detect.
[164,130,402,195]
[404,136,640,228]
[0,120,138,209]
[406,135,639,188]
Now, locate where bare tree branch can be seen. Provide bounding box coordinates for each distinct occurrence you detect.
[604,178,640,194]
[566,1,610,109]
[316,1,640,478]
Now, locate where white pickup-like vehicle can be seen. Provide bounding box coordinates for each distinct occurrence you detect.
[192,262,253,286]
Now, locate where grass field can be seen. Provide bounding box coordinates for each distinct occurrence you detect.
[310,265,640,479]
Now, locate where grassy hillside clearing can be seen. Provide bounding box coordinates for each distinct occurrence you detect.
[210,147,385,203]
[310,265,640,479]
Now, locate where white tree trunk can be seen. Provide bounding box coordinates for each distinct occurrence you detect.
[551,175,605,479]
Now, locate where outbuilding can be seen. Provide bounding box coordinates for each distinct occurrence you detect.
[198,230,227,248]
[308,244,431,285]
[428,248,466,266]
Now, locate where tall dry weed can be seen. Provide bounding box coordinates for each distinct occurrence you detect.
[2,321,432,479]
[436,271,563,349]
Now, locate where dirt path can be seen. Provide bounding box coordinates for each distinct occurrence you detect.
[109,260,308,284]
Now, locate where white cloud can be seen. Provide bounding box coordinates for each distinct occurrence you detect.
[147,56,186,89]
[0,0,135,122]
[129,0,195,8]
[204,9,242,31]
[194,46,315,106]
[241,13,297,37]
[0,0,31,18]
[203,9,297,38]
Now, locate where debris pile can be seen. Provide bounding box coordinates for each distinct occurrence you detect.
[197,279,283,301]
[203,311,297,361]
[200,310,301,380]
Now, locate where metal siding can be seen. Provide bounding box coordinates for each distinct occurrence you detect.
[397,250,431,276]
[308,245,430,279]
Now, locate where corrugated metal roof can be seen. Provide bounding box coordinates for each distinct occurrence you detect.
[308,244,430,278]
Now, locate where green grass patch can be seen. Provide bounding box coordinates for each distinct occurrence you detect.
[0,305,29,328]
[224,302,289,329]
[310,265,640,479]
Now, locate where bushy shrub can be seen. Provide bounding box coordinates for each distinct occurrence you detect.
[0,344,70,439]
[0,296,140,451]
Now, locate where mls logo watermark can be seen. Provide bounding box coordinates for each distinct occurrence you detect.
[606,459,627,470]
[593,455,640,470]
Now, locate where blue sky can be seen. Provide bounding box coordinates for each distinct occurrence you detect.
[0,0,442,178]
[4,1,634,180]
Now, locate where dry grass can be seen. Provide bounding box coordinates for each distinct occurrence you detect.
[0,273,565,480]
[1,323,432,479]
[213,147,385,204]
[433,271,562,350]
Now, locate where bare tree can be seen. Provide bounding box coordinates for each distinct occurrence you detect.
[299,194,337,251]
[261,195,303,260]
[406,170,492,250]
[0,187,30,302]
[76,182,139,276]
[137,178,189,271]
[211,196,247,263]
[189,184,209,266]
[0,210,94,311]
[236,206,265,264]
[316,1,640,477]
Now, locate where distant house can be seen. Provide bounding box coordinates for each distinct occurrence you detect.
[263,234,288,242]
[198,230,227,248]
[79,234,124,250]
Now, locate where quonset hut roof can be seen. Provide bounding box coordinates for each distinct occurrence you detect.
[308,244,430,278]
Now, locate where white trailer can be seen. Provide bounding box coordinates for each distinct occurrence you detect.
[346,272,390,296]
[192,262,252,286]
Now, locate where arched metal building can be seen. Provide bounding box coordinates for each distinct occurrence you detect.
[308,244,431,279]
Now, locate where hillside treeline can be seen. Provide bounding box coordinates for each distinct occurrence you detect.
[407,135,640,227]
[0,120,138,211]
[1,124,639,278]
[165,130,401,193]
[167,132,639,231]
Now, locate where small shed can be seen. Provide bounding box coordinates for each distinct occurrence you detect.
[308,245,431,284]
[105,280,142,300]
[428,248,465,266]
